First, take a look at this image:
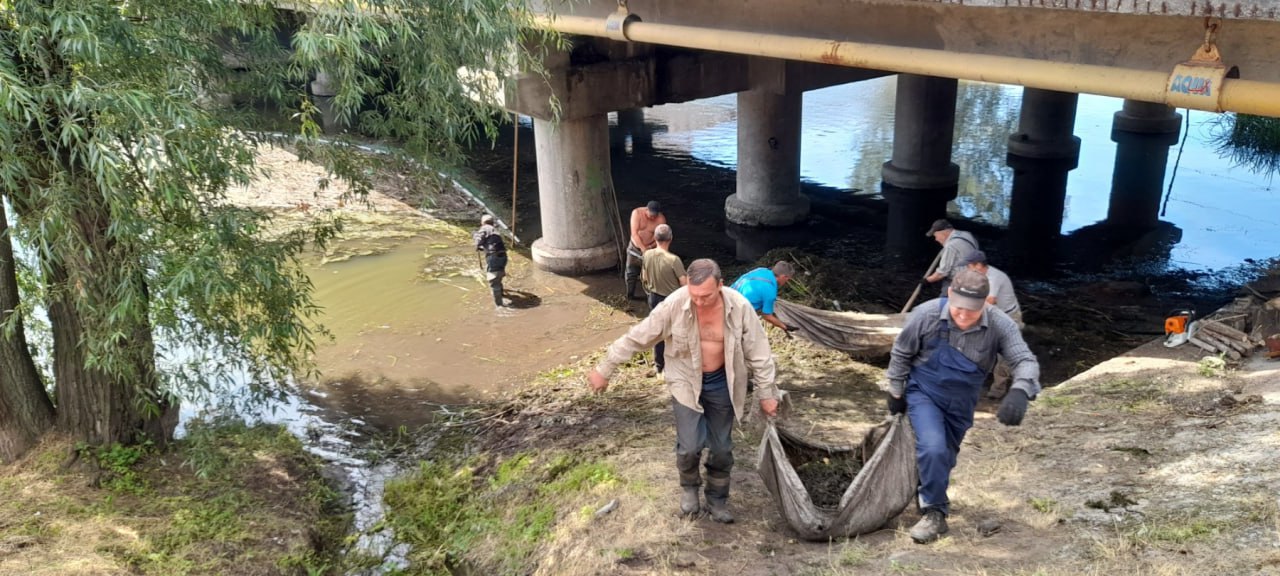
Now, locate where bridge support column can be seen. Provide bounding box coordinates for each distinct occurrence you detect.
[725,89,809,227]
[881,74,959,261]
[612,108,652,153]
[530,115,619,275]
[310,71,347,135]
[1005,88,1081,272]
[1106,100,1181,229]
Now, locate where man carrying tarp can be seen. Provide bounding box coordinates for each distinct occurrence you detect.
[885,269,1041,543]
[589,259,780,523]
[923,219,979,295]
[730,260,799,337]
[965,251,1024,399]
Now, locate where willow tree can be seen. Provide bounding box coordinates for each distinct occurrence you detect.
[0,0,551,461]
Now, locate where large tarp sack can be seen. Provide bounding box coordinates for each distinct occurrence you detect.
[757,415,917,540]
[773,299,906,357]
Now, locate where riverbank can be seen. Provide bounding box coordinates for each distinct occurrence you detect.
[375,324,1280,575]
[0,422,350,575]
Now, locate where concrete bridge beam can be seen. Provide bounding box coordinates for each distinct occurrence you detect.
[1106,100,1182,229]
[881,74,960,259]
[726,80,809,227]
[530,115,620,274]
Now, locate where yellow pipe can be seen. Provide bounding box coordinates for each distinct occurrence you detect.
[535,14,1280,117]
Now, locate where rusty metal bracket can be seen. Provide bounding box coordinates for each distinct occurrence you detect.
[605,0,641,42]
[1166,18,1229,111]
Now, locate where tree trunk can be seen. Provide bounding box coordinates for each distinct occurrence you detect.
[49,203,175,448]
[0,205,54,462]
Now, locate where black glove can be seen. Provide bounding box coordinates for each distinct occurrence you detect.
[886,393,907,415]
[785,324,800,333]
[996,389,1029,426]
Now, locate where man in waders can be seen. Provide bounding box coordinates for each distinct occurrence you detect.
[641,224,687,376]
[588,259,779,523]
[885,269,1040,543]
[625,200,667,301]
[923,219,979,295]
[473,214,507,308]
[729,261,799,337]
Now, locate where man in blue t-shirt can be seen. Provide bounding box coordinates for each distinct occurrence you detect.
[729,261,798,335]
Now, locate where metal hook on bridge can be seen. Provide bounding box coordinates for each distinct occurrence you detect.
[1166,17,1229,112]
[605,0,641,42]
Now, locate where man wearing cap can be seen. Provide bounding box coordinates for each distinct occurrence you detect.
[965,251,1024,399]
[885,269,1040,544]
[642,224,687,375]
[923,219,979,294]
[473,214,508,308]
[729,261,800,337]
[626,200,668,301]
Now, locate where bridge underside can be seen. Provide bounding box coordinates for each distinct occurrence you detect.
[535,0,1280,85]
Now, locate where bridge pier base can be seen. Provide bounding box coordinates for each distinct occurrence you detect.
[725,89,809,227]
[881,74,959,262]
[1106,100,1182,229]
[1005,88,1081,272]
[310,71,348,134]
[530,115,620,275]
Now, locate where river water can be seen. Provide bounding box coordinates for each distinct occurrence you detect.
[466,77,1279,279]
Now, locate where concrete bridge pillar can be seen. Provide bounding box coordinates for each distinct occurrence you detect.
[310,71,347,134]
[1106,100,1182,229]
[881,74,959,261]
[725,89,809,227]
[611,108,652,153]
[1005,88,1081,272]
[530,115,619,275]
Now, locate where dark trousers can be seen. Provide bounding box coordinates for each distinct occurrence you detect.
[647,292,667,371]
[486,253,507,306]
[625,243,643,296]
[673,369,735,503]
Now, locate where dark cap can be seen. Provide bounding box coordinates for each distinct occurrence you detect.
[948,269,990,311]
[964,250,988,265]
[646,200,661,215]
[924,218,954,237]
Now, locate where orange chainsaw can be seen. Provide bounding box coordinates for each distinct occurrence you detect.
[1163,309,1197,348]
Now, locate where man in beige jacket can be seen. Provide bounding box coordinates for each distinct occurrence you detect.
[589,259,780,523]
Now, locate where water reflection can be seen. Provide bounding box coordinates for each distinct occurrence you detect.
[473,76,1280,275]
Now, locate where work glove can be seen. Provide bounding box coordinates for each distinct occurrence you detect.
[886,393,907,415]
[996,389,1029,426]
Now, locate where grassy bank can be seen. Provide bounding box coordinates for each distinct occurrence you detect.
[0,421,349,575]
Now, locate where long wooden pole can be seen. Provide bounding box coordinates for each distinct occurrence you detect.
[901,250,944,314]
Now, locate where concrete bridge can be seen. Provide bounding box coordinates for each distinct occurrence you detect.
[504,0,1280,274]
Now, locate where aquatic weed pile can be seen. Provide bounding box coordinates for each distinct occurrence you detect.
[794,452,864,509]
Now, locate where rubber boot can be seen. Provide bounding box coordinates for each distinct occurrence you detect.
[679,486,700,517]
[492,287,505,308]
[705,499,734,524]
[704,475,734,523]
[910,510,949,543]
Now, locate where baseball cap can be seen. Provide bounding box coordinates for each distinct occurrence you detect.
[964,250,988,265]
[948,269,990,311]
[646,200,661,215]
[924,218,954,237]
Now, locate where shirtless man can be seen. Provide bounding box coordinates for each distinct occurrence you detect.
[625,200,667,300]
[589,259,779,523]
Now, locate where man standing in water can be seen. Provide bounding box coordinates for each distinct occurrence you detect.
[625,200,667,301]
[886,269,1040,543]
[589,259,779,523]
[923,219,979,295]
[641,224,687,375]
[473,214,507,308]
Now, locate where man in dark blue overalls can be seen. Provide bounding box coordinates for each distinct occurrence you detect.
[885,269,1041,543]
